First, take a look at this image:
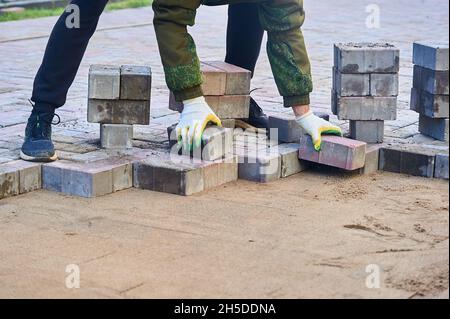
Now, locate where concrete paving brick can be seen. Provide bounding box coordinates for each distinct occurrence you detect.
[167,124,233,161]
[120,65,152,101]
[200,62,227,96]
[0,163,19,199]
[332,67,370,96]
[349,120,384,143]
[203,156,238,189]
[169,93,250,119]
[410,87,449,118]
[54,142,99,154]
[370,73,399,97]
[332,92,397,120]
[67,150,110,163]
[133,152,217,196]
[299,135,367,170]
[221,119,236,128]
[418,115,449,142]
[100,124,133,149]
[16,161,41,194]
[413,42,449,71]
[379,146,436,177]
[42,159,131,198]
[237,149,281,183]
[276,143,309,178]
[112,162,133,192]
[359,144,381,175]
[334,43,400,74]
[413,65,449,95]
[268,113,330,143]
[434,153,449,179]
[316,112,330,122]
[0,160,41,197]
[206,95,251,119]
[88,99,150,125]
[268,114,302,143]
[88,65,120,100]
[204,61,251,95]
[202,126,234,161]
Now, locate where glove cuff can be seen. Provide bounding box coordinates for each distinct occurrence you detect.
[183,96,207,111]
[296,110,314,121]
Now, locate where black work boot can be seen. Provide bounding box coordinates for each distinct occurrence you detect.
[20,108,60,162]
[246,97,269,129]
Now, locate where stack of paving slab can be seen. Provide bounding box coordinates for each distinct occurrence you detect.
[332,43,399,144]
[376,41,449,180]
[410,42,449,142]
[87,64,152,150]
[169,61,251,120]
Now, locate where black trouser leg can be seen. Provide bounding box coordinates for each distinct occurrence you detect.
[225,3,264,76]
[31,0,109,112]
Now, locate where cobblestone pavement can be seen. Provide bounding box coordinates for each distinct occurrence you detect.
[0,0,449,160]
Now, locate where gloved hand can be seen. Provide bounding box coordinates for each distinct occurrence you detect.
[177,96,222,153]
[296,110,342,151]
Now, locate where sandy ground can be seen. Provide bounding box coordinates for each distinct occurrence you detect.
[0,168,448,299]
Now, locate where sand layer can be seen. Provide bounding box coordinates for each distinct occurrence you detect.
[0,169,448,299]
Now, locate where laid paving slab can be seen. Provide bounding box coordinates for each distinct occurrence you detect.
[435,153,449,180]
[379,144,441,178]
[0,164,18,199]
[0,160,41,199]
[42,158,133,198]
[277,143,309,178]
[133,150,238,196]
[359,144,381,175]
[349,120,384,143]
[236,148,281,183]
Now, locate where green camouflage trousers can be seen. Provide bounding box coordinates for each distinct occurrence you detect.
[153,0,313,107]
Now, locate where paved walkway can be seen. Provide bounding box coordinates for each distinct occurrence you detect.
[0,0,449,155]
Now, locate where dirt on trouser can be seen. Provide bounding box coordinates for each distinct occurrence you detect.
[0,169,448,299]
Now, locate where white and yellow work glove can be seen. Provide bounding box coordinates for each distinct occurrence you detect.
[296,110,342,151]
[177,96,222,153]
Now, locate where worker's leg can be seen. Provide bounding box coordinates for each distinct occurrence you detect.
[258,0,312,107]
[225,2,268,128]
[31,0,109,112]
[258,0,341,150]
[225,3,264,75]
[152,0,203,102]
[22,0,108,162]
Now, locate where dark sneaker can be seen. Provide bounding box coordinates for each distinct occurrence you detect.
[246,97,269,129]
[20,111,60,162]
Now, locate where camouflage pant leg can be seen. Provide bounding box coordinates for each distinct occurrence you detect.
[153,0,204,101]
[258,0,313,106]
